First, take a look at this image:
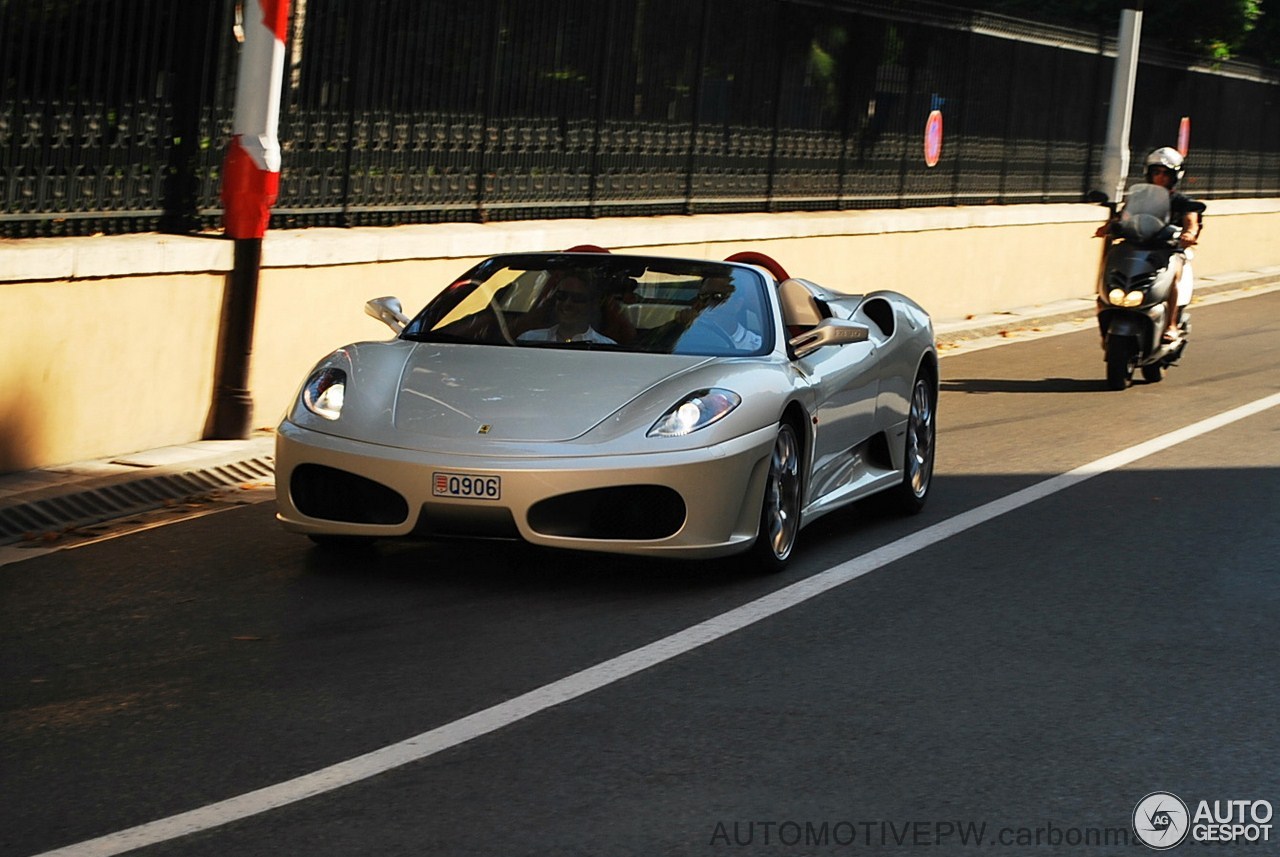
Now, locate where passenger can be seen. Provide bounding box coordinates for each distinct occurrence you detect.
[681,276,763,351]
[518,273,617,344]
[644,275,762,353]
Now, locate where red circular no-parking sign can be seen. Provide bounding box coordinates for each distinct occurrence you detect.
[924,110,944,167]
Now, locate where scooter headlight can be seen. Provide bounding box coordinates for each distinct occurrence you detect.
[1107,288,1144,307]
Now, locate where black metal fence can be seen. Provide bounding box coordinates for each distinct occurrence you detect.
[2,0,1277,238]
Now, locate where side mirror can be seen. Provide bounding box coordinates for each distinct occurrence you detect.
[365,296,409,334]
[789,319,870,359]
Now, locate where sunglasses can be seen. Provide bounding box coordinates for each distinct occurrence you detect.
[695,291,730,303]
[555,290,591,304]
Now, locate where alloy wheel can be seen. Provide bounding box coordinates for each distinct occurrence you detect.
[759,423,801,564]
[904,377,936,501]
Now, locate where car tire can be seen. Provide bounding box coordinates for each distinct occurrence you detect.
[751,422,802,572]
[888,371,936,515]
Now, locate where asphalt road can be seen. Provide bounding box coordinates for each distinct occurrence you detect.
[3,290,1279,857]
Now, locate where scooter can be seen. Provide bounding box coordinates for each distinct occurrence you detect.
[1093,183,1190,390]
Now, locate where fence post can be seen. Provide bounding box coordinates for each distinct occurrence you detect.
[209,0,290,440]
[161,1,219,234]
[683,0,712,215]
[764,3,788,213]
[588,0,618,217]
[474,0,506,224]
[949,25,974,205]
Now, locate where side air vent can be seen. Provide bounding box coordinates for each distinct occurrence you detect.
[860,298,895,337]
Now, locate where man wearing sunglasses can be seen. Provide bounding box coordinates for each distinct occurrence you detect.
[518,273,617,344]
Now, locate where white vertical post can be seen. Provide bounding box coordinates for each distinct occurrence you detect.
[1098,0,1143,202]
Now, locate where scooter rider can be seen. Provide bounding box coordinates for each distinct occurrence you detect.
[1095,147,1205,343]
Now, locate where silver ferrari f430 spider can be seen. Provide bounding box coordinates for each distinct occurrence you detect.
[276,250,937,571]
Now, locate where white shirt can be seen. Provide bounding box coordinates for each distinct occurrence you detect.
[518,325,616,344]
[731,323,763,351]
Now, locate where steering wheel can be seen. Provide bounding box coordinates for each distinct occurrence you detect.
[676,319,737,353]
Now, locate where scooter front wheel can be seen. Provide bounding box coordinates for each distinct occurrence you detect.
[1105,336,1137,390]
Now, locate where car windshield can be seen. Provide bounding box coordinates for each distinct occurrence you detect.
[400,253,774,356]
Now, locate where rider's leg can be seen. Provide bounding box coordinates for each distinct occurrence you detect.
[1176,253,1194,310]
[1163,254,1186,342]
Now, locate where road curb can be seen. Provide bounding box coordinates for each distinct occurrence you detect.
[0,444,275,546]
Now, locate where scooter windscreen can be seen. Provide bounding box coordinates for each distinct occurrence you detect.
[1116,183,1173,243]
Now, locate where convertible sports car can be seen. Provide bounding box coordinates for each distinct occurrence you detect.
[276,250,937,570]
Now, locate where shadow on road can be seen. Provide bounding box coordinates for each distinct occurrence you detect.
[941,377,1111,394]
[300,533,761,594]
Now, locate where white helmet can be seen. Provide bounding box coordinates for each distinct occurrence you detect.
[1145,147,1185,184]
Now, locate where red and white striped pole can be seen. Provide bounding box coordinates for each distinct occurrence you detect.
[209,0,291,439]
[222,0,289,238]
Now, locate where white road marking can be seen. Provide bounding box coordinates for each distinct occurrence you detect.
[31,390,1280,857]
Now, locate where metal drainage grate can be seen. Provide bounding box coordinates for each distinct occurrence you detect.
[0,457,275,545]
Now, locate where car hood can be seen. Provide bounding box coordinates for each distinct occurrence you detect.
[334,341,715,446]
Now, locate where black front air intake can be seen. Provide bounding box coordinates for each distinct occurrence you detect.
[528,485,685,540]
[290,464,409,525]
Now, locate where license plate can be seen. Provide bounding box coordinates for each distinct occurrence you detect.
[432,472,501,500]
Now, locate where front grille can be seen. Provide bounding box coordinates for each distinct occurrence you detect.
[528,485,685,540]
[290,464,409,525]
[414,503,521,540]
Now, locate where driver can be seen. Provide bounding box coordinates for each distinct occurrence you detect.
[517,272,617,344]
[1095,147,1205,343]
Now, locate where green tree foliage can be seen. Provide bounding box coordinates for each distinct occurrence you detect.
[1241,3,1280,65]
[938,0,1271,66]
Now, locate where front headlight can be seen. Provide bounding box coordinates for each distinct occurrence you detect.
[1107,288,1145,307]
[302,367,346,420]
[648,388,741,437]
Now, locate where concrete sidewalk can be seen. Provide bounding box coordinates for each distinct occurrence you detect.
[2,265,1278,548]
